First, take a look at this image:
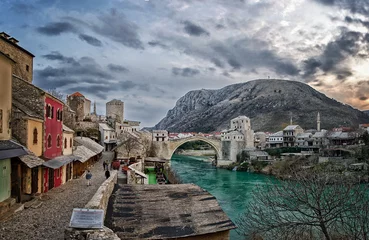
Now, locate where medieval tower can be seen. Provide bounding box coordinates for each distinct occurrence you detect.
[106,99,124,123]
[317,112,321,131]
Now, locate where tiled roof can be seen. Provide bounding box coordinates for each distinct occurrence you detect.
[74,137,104,154]
[43,155,78,169]
[19,148,44,168]
[12,98,43,119]
[70,92,84,97]
[0,140,28,160]
[284,125,301,130]
[63,124,75,133]
[72,146,96,163]
[99,123,114,131]
[270,131,283,137]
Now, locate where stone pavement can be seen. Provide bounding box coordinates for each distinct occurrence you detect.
[0,151,115,240]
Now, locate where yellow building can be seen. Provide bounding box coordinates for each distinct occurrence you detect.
[0,51,27,204]
[62,125,75,184]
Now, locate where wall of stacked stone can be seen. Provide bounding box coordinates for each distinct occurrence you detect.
[64,171,119,240]
[0,37,34,83]
[10,112,28,147]
[75,122,99,131]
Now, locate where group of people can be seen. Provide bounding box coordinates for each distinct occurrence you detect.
[84,160,112,186]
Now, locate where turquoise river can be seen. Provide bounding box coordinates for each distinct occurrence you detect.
[171,154,274,240]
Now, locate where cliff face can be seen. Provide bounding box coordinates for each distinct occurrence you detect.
[155,79,369,132]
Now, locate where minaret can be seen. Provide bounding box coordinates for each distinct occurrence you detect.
[93,101,97,115]
[289,112,293,125]
[317,112,321,131]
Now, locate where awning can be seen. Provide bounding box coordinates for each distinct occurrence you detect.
[0,140,27,160]
[43,155,80,169]
[19,151,44,168]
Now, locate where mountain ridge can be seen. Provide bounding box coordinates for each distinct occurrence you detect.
[155,79,369,132]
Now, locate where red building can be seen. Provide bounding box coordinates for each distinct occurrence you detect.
[43,93,64,192]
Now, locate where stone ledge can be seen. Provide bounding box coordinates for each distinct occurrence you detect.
[64,171,119,240]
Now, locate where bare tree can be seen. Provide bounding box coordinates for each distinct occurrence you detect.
[47,88,65,102]
[120,133,140,158]
[236,170,369,240]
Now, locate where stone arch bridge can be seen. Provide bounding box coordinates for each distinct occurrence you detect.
[154,136,222,160]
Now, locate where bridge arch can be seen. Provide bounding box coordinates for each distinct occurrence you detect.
[167,136,221,160]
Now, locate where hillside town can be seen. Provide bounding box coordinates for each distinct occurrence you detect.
[1,28,369,239]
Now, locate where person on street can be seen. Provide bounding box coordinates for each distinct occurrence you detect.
[105,169,111,179]
[103,161,107,170]
[86,170,92,186]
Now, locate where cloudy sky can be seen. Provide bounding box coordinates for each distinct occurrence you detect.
[1,0,369,127]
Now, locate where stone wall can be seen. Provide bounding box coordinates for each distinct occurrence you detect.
[64,171,119,240]
[63,105,76,130]
[67,96,85,122]
[10,115,27,147]
[12,76,44,118]
[0,35,33,83]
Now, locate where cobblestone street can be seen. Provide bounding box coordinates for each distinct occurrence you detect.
[0,151,115,240]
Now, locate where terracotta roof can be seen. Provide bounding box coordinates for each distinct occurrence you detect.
[70,92,84,97]
[106,184,236,239]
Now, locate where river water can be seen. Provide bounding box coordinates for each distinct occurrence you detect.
[171,154,273,240]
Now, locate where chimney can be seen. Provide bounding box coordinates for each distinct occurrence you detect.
[0,32,10,39]
[8,37,19,44]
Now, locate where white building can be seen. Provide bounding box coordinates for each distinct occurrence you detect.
[229,116,254,147]
[99,123,117,151]
[267,131,284,148]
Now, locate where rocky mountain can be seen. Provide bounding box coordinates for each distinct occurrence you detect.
[154,79,369,132]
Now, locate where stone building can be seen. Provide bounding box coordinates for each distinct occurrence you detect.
[229,116,254,147]
[267,131,284,148]
[66,92,91,122]
[0,32,34,83]
[106,99,124,124]
[152,130,168,142]
[221,130,245,162]
[99,123,117,151]
[283,125,304,147]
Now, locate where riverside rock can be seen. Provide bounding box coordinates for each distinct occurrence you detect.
[155,79,369,132]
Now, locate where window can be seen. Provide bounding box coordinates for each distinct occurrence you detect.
[70,138,72,148]
[57,135,60,147]
[47,135,52,148]
[60,111,63,121]
[33,128,38,144]
[26,65,29,72]
[57,109,60,121]
[46,105,50,118]
[51,106,54,119]
[64,138,67,148]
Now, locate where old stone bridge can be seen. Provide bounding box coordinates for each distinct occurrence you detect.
[153,136,222,160]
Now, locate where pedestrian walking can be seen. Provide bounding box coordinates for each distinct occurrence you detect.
[86,170,92,186]
[103,161,107,170]
[105,169,111,179]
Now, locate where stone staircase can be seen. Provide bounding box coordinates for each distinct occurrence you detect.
[0,198,24,222]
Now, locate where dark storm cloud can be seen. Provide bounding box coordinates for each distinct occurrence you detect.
[78,34,102,47]
[314,0,369,15]
[303,29,363,78]
[42,51,78,64]
[359,96,368,101]
[303,58,322,77]
[35,53,114,89]
[209,38,300,76]
[108,64,129,73]
[10,3,36,14]
[172,67,200,77]
[36,22,77,36]
[335,69,352,81]
[66,85,113,100]
[148,41,169,49]
[344,16,369,28]
[182,21,210,36]
[92,8,144,49]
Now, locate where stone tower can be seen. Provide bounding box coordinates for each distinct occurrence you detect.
[230,116,254,148]
[317,112,321,132]
[106,99,124,123]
